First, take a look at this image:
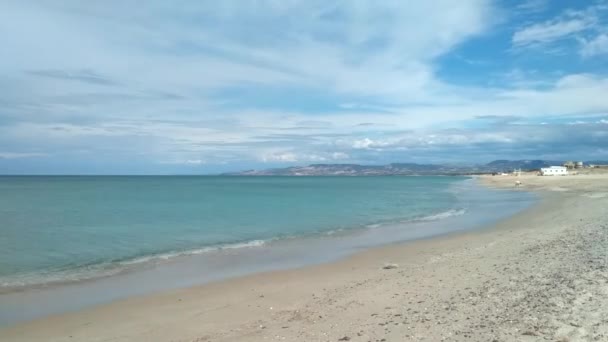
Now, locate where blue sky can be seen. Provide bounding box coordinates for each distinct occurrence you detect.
[1,0,608,174]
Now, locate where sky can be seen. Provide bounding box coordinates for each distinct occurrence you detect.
[1,0,608,174]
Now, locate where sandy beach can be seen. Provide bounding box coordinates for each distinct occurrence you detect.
[2,174,608,342]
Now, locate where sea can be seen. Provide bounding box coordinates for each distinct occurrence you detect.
[0,176,535,325]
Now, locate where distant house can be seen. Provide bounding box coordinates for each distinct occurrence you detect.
[540,166,568,176]
[563,161,575,169]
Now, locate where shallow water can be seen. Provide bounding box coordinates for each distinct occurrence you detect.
[0,176,535,325]
[0,176,466,288]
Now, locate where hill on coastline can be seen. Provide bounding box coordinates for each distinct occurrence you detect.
[223,160,592,176]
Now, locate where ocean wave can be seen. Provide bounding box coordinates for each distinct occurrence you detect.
[323,228,344,236]
[121,239,268,265]
[0,239,269,290]
[0,266,125,291]
[0,208,468,290]
[418,208,467,221]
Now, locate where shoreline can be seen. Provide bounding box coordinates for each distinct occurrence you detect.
[0,176,477,294]
[1,174,607,341]
[0,177,534,327]
[0,206,472,294]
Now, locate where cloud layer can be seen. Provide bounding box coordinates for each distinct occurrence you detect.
[1,1,608,174]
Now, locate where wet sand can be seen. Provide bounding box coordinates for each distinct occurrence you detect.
[1,174,607,341]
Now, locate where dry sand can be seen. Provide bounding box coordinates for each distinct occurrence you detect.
[1,174,607,342]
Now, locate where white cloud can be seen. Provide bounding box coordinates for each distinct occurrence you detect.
[0,0,495,107]
[0,152,49,159]
[2,1,608,172]
[516,0,548,13]
[581,34,608,57]
[331,152,349,160]
[159,159,205,165]
[512,1,608,57]
[352,138,376,149]
[512,18,592,47]
[345,131,517,152]
[261,152,299,163]
[259,150,351,163]
[3,72,608,166]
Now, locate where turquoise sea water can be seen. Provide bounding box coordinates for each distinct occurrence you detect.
[1,176,465,288]
[0,176,538,326]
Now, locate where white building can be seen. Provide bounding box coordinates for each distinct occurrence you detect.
[540,166,568,176]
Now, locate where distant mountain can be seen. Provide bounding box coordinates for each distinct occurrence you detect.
[225,164,457,176]
[224,159,578,176]
[223,159,608,176]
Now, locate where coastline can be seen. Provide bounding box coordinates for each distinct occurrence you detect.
[0,177,534,326]
[1,174,607,341]
[0,176,480,294]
